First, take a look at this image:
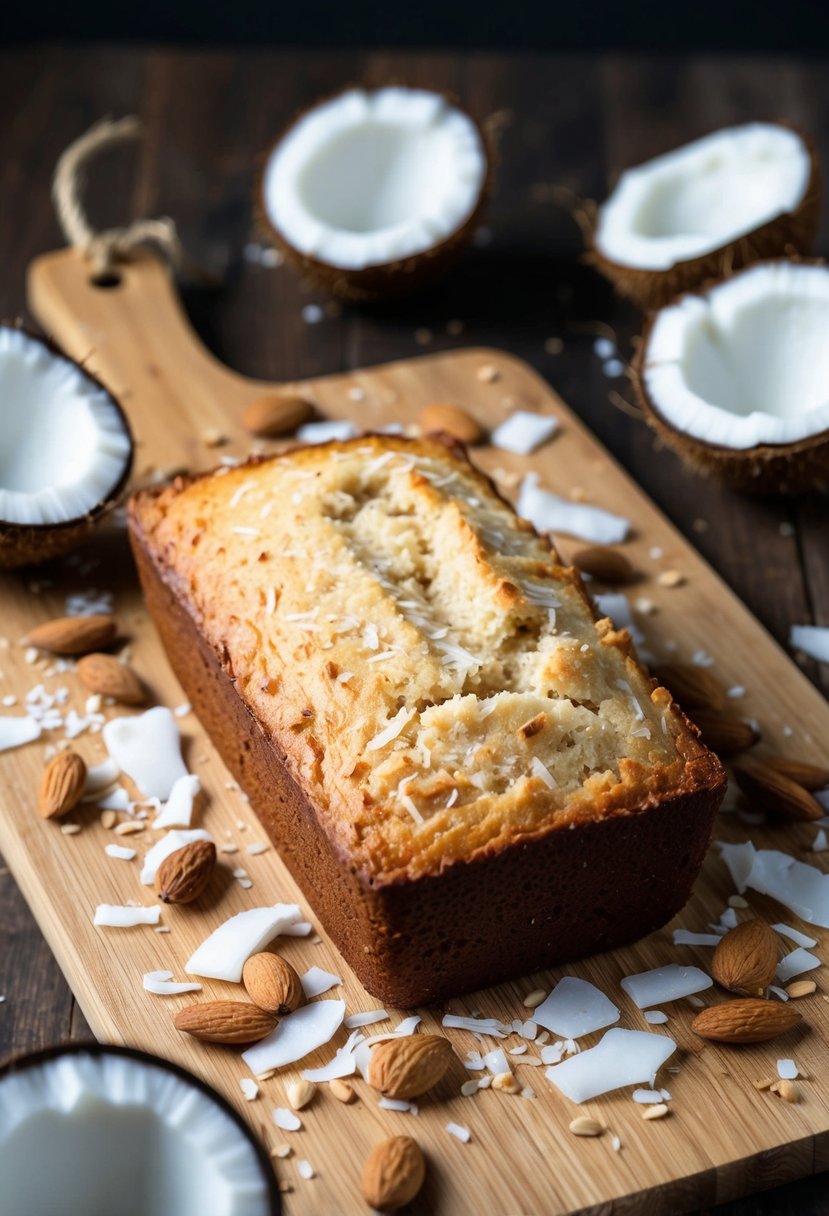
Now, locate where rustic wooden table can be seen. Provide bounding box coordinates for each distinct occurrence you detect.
[1,44,827,1214]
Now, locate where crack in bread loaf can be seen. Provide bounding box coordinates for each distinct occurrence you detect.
[131,435,721,888]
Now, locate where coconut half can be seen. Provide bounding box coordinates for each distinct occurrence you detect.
[592,122,820,309]
[633,260,829,493]
[0,326,133,567]
[0,1043,280,1215]
[257,86,491,301]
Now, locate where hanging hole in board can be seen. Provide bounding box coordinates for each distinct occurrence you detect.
[89,270,122,289]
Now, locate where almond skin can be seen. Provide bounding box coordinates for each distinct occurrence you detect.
[689,710,759,757]
[571,545,635,585]
[691,998,801,1044]
[37,751,87,819]
[174,1000,277,1044]
[76,653,146,705]
[155,840,216,904]
[368,1034,454,1099]
[361,1136,426,1212]
[242,952,304,1015]
[763,756,829,793]
[711,919,777,996]
[732,755,824,822]
[27,613,117,656]
[419,403,483,445]
[654,662,726,712]
[242,394,314,437]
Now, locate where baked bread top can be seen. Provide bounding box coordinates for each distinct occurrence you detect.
[130,435,722,885]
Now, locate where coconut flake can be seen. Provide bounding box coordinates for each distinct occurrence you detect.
[301,966,342,998]
[83,757,120,796]
[365,706,414,752]
[186,904,302,981]
[673,930,722,947]
[98,785,131,811]
[813,829,829,853]
[0,714,40,751]
[718,840,757,893]
[446,1122,471,1143]
[546,1028,676,1103]
[103,707,188,800]
[740,846,829,927]
[243,1000,345,1075]
[301,1029,364,1082]
[632,1088,666,1103]
[295,420,358,445]
[152,774,201,829]
[777,948,820,984]
[379,1097,416,1113]
[442,1014,508,1038]
[143,970,202,996]
[297,1159,315,1181]
[517,474,630,544]
[140,829,212,886]
[644,1010,669,1025]
[273,1107,302,1132]
[773,924,817,949]
[491,411,559,455]
[105,843,136,861]
[532,977,620,1039]
[790,625,829,663]
[94,904,161,928]
[239,1078,259,1100]
[483,1048,510,1076]
[345,1009,389,1029]
[621,964,712,1009]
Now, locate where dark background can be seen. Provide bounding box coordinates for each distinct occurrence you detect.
[6,0,829,51]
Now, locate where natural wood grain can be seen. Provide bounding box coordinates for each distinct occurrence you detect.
[0,245,826,1214]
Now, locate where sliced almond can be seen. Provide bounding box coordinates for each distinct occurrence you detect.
[689,710,759,757]
[113,820,145,836]
[419,403,483,445]
[711,919,777,996]
[571,545,635,585]
[642,1103,670,1120]
[174,1000,277,1045]
[329,1078,356,1104]
[37,751,87,820]
[654,662,726,711]
[522,989,547,1009]
[691,998,801,1044]
[27,614,117,656]
[786,980,817,999]
[100,809,117,830]
[772,1079,799,1103]
[242,394,315,437]
[732,755,824,822]
[568,1116,604,1137]
[76,653,146,705]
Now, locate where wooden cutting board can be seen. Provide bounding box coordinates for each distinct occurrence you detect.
[3,245,829,1214]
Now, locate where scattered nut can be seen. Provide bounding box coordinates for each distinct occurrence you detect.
[772,1079,799,1103]
[27,613,117,656]
[522,989,547,1009]
[243,953,305,1015]
[100,809,117,830]
[368,1034,454,1099]
[37,751,87,820]
[657,569,685,588]
[419,402,483,445]
[155,839,216,904]
[361,1136,426,1212]
[491,1071,520,1093]
[786,980,817,999]
[174,1000,277,1045]
[287,1079,315,1111]
[76,653,146,705]
[329,1078,356,1104]
[569,1116,604,1137]
[642,1103,670,1120]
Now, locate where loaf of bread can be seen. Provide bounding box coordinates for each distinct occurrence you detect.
[129,435,725,1006]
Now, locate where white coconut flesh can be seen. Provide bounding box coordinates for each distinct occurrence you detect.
[596,123,811,271]
[0,1051,272,1216]
[262,87,487,270]
[642,262,829,449]
[0,327,131,527]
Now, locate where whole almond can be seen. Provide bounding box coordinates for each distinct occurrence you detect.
[368,1034,454,1099]
[174,1000,277,1044]
[28,614,117,656]
[37,751,87,819]
[655,662,726,712]
[242,394,314,437]
[76,653,146,705]
[571,545,635,585]
[763,756,829,794]
[155,840,216,904]
[361,1136,426,1212]
[711,919,777,996]
[689,710,759,757]
[243,953,304,1015]
[732,756,824,822]
[419,403,483,445]
[691,998,801,1044]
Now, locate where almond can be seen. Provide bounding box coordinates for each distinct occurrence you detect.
[242,394,314,437]
[732,755,824,822]
[368,1034,454,1099]
[76,653,146,705]
[287,1079,315,1110]
[763,756,829,793]
[654,662,726,712]
[419,403,483,445]
[37,751,87,819]
[689,709,759,757]
[329,1078,356,1103]
[155,840,216,904]
[174,1000,277,1044]
[27,613,117,656]
[711,919,777,996]
[786,980,817,999]
[691,998,802,1044]
[571,545,635,584]
[491,1070,520,1093]
[569,1116,605,1136]
[361,1136,426,1212]
[242,952,304,1015]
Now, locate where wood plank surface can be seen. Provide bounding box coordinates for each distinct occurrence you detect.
[1,45,828,1216]
[0,244,825,1215]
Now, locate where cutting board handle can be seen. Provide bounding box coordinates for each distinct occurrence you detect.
[27,247,281,443]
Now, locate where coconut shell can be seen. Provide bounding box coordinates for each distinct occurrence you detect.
[0,326,134,567]
[631,271,829,495]
[590,121,821,311]
[254,86,494,303]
